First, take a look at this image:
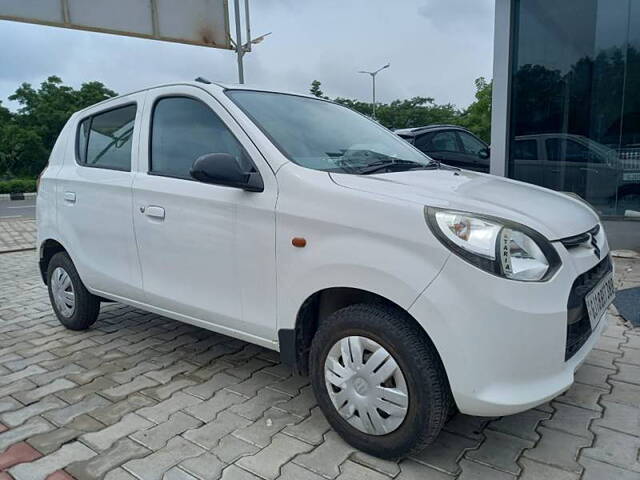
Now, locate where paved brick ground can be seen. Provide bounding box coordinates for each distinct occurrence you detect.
[0,220,36,254]
[0,250,638,480]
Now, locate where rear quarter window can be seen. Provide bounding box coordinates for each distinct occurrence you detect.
[76,104,137,171]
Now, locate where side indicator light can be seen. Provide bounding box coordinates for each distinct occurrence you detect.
[292,237,307,248]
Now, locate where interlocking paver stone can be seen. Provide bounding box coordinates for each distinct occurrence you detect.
[282,406,330,445]
[457,458,516,480]
[123,436,204,480]
[396,459,452,479]
[2,246,639,480]
[178,452,226,480]
[555,382,607,411]
[523,426,589,473]
[43,393,111,426]
[1,396,68,428]
[581,425,640,472]
[519,458,579,480]
[219,465,261,480]
[410,431,479,475]
[233,407,299,447]
[9,441,96,480]
[184,410,251,449]
[580,456,640,480]
[130,411,201,450]
[336,459,389,480]
[67,437,150,480]
[89,394,155,425]
[593,400,640,436]
[229,387,290,421]
[0,416,54,451]
[488,409,550,442]
[237,432,313,480]
[294,431,357,478]
[185,389,245,422]
[136,391,201,423]
[184,372,241,400]
[13,379,76,405]
[27,414,104,455]
[466,429,533,475]
[543,402,599,439]
[81,413,152,451]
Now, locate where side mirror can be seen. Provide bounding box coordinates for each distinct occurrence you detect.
[478,147,490,160]
[190,153,263,192]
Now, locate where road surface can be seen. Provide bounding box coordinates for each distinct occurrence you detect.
[0,197,36,220]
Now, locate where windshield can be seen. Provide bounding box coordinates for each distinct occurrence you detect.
[226,90,436,174]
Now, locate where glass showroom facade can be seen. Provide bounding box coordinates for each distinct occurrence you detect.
[494,0,640,219]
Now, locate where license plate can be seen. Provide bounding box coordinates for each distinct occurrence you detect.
[585,273,615,329]
[623,172,640,182]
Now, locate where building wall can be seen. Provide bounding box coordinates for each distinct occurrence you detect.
[492,0,640,230]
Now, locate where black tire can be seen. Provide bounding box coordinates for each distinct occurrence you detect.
[309,303,452,459]
[47,252,100,330]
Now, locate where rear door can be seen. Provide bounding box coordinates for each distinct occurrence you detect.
[55,96,143,300]
[132,85,278,341]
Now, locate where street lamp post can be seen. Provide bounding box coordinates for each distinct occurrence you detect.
[358,63,390,119]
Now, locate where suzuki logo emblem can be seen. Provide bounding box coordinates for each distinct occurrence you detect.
[590,233,601,259]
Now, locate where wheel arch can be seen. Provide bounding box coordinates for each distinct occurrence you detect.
[38,238,68,285]
[280,286,443,377]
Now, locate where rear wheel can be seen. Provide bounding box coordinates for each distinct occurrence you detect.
[309,303,451,459]
[47,252,100,330]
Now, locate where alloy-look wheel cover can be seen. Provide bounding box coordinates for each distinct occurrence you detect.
[324,335,409,435]
[51,267,75,318]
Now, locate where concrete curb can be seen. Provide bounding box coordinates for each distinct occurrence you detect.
[0,192,37,200]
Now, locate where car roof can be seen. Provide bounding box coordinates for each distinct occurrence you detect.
[75,80,321,115]
[394,124,471,137]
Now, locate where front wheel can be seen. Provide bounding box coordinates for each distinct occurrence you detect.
[47,252,100,330]
[309,303,452,459]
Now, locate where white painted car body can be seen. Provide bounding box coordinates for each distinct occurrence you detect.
[37,82,610,416]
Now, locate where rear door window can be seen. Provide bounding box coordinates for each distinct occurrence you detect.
[77,104,137,171]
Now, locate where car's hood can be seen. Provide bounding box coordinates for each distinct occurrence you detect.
[329,169,599,240]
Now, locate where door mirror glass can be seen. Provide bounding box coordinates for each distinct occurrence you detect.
[478,147,490,160]
[190,153,263,192]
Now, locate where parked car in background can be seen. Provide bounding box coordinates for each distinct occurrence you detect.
[511,134,623,202]
[38,83,613,458]
[395,125,490,172]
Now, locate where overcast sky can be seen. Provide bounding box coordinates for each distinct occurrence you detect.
[0,0,494,111]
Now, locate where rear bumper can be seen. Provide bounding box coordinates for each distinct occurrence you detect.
[409,240,610,416]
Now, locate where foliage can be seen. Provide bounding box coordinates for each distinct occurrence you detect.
[0,76,116,179]
[309,80,327,98]
[325,78,492,141]
[461,77,492,142]
[0,178,37,194]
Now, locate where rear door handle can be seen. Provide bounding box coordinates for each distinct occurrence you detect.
[143,205,165,220]
[63,191,76,203]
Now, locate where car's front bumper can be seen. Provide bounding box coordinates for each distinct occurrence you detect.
[409,234,611,416]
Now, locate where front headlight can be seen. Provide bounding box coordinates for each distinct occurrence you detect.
[426,207,561,281]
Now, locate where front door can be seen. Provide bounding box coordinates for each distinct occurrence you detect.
[132,86,278,341]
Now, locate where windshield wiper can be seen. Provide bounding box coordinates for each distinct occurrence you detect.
[356,159,439,175]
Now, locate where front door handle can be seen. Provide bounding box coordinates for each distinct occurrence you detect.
[144,205,165,220]
[63,191,76,203]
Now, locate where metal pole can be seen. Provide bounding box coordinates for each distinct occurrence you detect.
[372,73,377,119]
[234,0,244,84]
[244,0,251,53]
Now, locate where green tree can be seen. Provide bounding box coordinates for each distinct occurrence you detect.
[0,76,116,179]
[309,80,327,98]
[461,77,492,142]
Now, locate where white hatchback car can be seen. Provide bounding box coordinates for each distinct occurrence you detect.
[37,81,615,458]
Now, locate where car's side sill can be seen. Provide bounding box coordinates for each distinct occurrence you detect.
[89,289,280,351]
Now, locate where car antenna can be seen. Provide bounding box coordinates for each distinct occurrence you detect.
[195,77,212,84]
